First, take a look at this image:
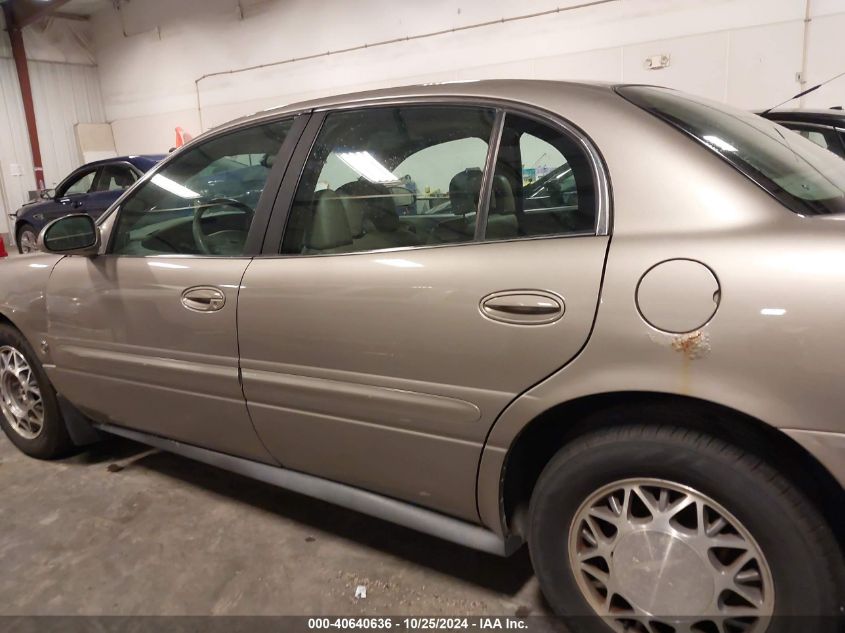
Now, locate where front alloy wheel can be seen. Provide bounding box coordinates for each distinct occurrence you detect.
[17,226,38,254]
[0,325,73,459]
[0,345,45,439]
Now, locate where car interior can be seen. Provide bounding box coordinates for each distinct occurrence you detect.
[110,121,291,256]
[281,109,597,256]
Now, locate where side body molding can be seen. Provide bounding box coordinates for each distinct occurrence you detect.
[97,422,522,556]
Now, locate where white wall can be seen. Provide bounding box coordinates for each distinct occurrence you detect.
[88,0,845,156]
[0,15,107,238]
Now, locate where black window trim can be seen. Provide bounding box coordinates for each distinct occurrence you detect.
[261,96,611,257]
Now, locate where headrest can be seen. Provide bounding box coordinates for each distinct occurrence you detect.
[305,189,352,250]
[114,171,134,187]
[490,175,515,215]
[338,179,400,234]
[336,182,367,238]
[449,168,483,216]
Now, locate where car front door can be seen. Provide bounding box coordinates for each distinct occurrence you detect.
[238,105,610,520]
[45,116,304,462]
[45,167,99,221]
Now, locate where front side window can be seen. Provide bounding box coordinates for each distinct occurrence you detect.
[618,86,845,216]
[281,106,495,255]
[62,170,96,196]
[486,114,597,240]
[111,119,292,256]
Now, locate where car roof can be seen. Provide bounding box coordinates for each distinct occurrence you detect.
[79,155,166,169]
[201,79,617,139]
[760,108,845,125]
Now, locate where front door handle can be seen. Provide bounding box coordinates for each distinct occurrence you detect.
[480,290,564,325]
[181,286,226,312]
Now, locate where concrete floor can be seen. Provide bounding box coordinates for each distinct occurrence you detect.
[0,433,549,616]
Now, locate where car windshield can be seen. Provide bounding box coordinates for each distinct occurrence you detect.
[617,85,845,216]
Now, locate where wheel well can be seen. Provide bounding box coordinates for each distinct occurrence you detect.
[501,392,844,546]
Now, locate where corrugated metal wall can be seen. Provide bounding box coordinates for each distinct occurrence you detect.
[0,57,34,237]
[29,61,107,191]
[0,30,106,240]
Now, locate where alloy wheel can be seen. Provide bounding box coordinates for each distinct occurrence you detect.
[18,229,37,253]
[0,346,45,439]
[569,478,774,633]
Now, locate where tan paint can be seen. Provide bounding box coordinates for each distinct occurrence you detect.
[0,80,843,544]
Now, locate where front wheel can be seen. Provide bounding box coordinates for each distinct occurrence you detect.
[16,223,38,254]
[528,424,844,633]
[0,324,73,458]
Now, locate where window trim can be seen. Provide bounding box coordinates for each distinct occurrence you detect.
[262,96,610,257]
[102,114,308,257]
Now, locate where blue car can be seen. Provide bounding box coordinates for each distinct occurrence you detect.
[12,155,164,253]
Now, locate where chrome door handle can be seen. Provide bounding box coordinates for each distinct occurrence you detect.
[480,291,564,325]
[181,286,226,312]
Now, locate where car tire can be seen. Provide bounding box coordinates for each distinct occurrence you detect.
[528,423,845,633]
[16,223,38,254]
[0,323,73,459]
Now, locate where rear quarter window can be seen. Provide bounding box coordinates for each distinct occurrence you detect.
[617,86,845,216]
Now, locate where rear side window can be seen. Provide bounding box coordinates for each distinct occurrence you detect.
[486,114,597,240]
[618,86,845,216]
[281,106,496,255]
[96,164,137,192]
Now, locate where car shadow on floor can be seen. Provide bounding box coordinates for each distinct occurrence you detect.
[69,435,545,607]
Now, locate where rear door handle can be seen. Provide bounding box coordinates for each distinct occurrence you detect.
[181,286,226,312]
[480,290,564,325]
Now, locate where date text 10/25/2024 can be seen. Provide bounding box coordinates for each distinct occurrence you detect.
[307,618,530,630]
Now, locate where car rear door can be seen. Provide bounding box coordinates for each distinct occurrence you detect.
[45,115,307,462]
[237,104,610,521]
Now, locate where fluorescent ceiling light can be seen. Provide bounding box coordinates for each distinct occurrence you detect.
[337,151,397,184]
[703,135,738,152]
[151,174,200,199]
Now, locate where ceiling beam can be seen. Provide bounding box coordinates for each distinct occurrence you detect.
[3,0,73,30]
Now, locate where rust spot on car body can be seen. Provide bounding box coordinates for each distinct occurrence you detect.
[671,331,711,360]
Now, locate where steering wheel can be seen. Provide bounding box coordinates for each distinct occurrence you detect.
[192,197,254,255]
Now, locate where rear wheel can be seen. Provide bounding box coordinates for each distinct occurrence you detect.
[16,223,38,254]
[528,424,844,633]
[0,324,72,459]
